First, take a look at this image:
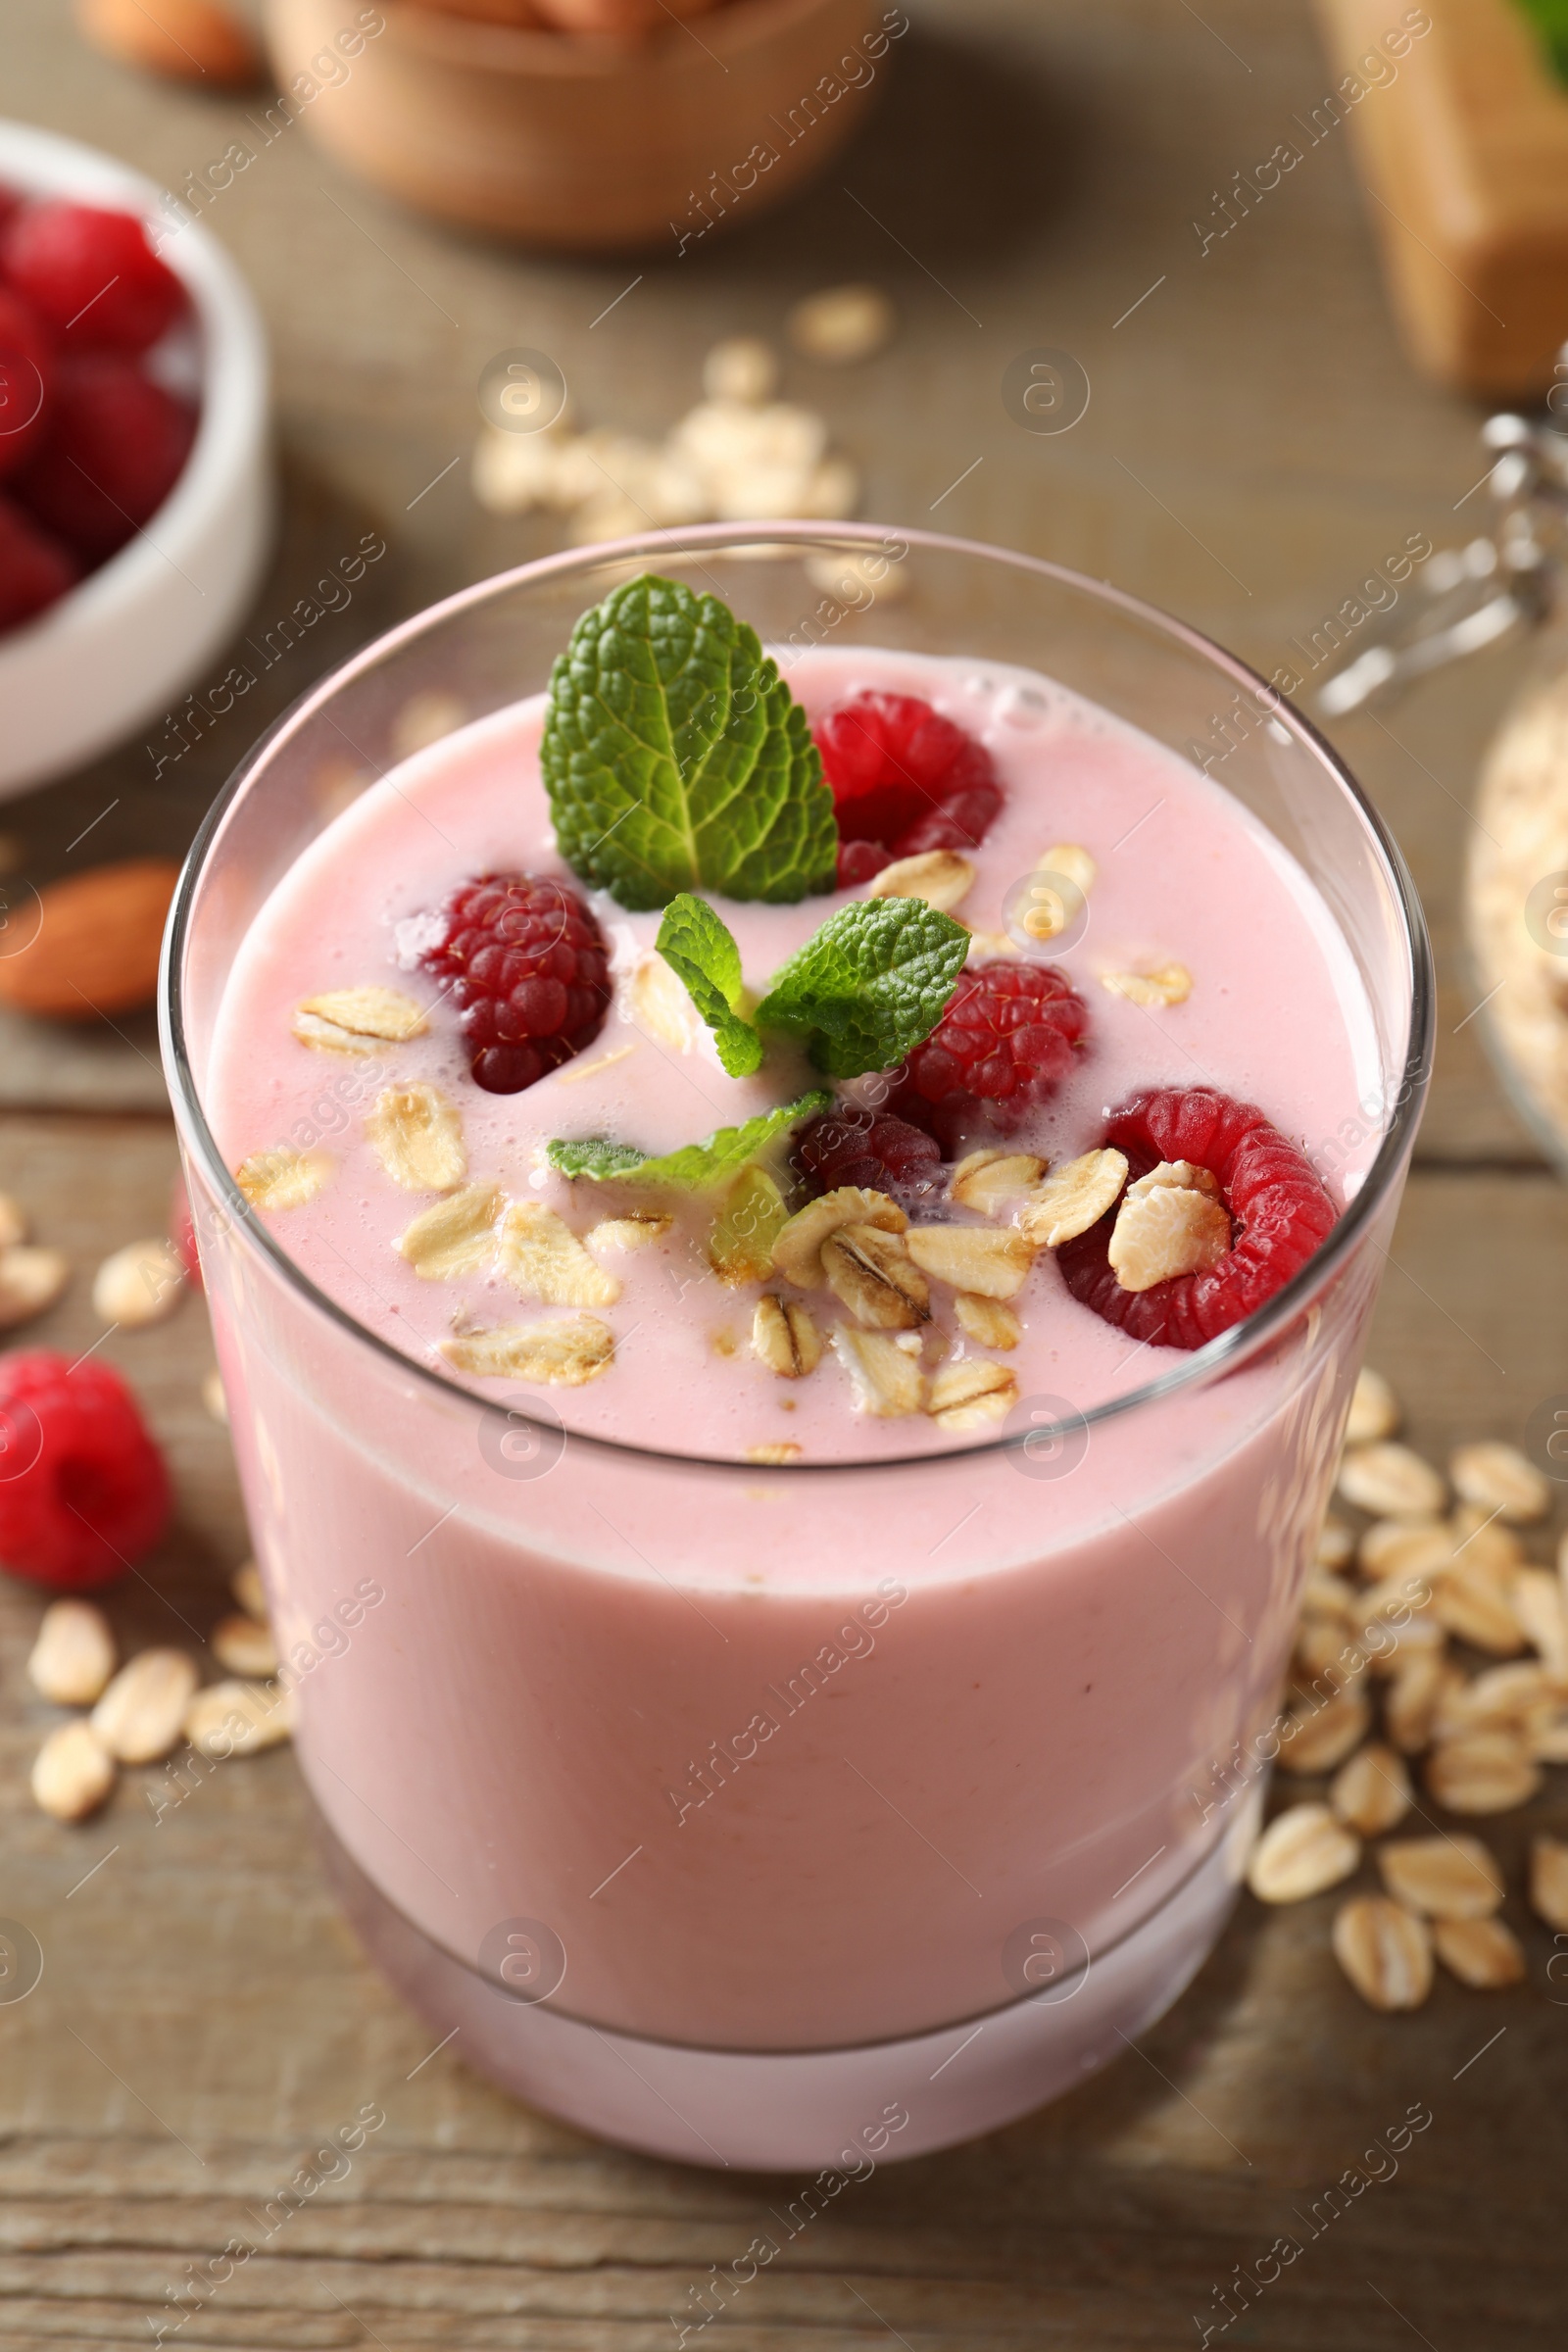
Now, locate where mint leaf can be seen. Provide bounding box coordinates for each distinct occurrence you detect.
[656,894,762,1078]
[755,899,970,1080]
[541,574,838,911]
[547,1090,832,1192]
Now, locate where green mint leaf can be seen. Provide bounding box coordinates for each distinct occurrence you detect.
[541,573,838,911]
[656,894,763,1078]
[547,1091,832,1192]
[754,898,970,1080]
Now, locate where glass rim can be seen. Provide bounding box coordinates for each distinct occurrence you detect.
[161,520,1436,1477]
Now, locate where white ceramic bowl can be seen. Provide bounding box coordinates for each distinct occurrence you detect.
[0,120,272,799]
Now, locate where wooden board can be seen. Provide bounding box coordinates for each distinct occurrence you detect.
[2,1,1567,2344]
[1315,0,1568,393]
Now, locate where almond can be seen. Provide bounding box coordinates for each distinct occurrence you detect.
[1016,1149,1128,1250]
[1346,1365,1399,1446]
[927,1358,1017,1431]
[1247,1802,1360,1902]
[1377,1834,1503,1919]
[91,1238,185,1328]
[1332,1895,1433,2011]
[235,1147,333,1211]
[752,1295,821,1378]
[1425,1730,1541,1814]
[76,0,264,87]
[1338,1442,1446,1520]
[772,1187,906,1287]
[0,1245,69,1328]
[442,1315,614,1386]
[821,1225,929,1329]
[185,1679,295,1758]
[1330,1740,1411,1836]
[1277,1687,1371,1774]
[1528,1834,1568,1931]
[367,1084,466,1193]
[866,850,976,911]
[0,858,178,1019]
[212,1612,278,1678]
[499,1201,619,1307]
[949,1151,1046,1216]
[1107,1181,1229,1292]
[905,1222,1034,1299]
[27,1598,116,1706]
[31,1720,116,1821]
[953,1293,1020,1349]
[90,1649,198,1764]
[830,1324,924,1417]
[1447,1440,1550,1524]
[293,985,429,1053]
[1433,1916,1525,1988]
[1100,961,1193,1007]
[396,1182,504,1279]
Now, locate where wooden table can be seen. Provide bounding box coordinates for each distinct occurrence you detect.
[3,2,1564,2344]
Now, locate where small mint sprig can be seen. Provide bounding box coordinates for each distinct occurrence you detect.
[541,574,839,912]
[655,892,969,1083]
[547,1092,832,1192]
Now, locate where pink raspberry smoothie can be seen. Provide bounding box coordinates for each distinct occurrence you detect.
[190,627,1391,2132]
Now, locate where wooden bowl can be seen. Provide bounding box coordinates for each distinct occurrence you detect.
[264,0,891,250]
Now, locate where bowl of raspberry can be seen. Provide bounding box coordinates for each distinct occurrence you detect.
[0,119,270,797]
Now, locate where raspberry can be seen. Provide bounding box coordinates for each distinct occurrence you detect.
[420,873,612,1095]
[0,1351,172,1590]
[0,202,188,353]
[0,286,53,478]
[813,693,1004,887]
[13,354,195,563]
[792,1103,944,1201]
[896,960,1089,1139]
[0,493,77,633]
[1056,1087,1338,1350]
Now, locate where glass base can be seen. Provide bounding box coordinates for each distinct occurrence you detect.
[319,1793,1255,2172]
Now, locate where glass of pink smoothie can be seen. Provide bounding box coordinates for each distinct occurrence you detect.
[161,525,1431,2171]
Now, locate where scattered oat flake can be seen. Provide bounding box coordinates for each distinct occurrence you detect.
[1425,1730,1541,1814]
[1277,1687,1371,1774]
[1330,1741,1411,1836]
[1100,962,1193,1007]
[906,1223,1034,1300]
[1337,1442,1446,1520]
[0,1192,25,1248]
[746,1441,802,1465]
[702,336,780,405]
[927,1358,1017,1431]
[1315,1515,1356,1572]
[753,1295,822,1378]
[1386,1652,1457,1753]
[231,1560,268,1621]
[396,1182,504,1279]
[500,1200,619,1308]
[236,1147,333,1211]
[213,1612,279,1679]
[866,849,976,912]
[367,1084,466,1193]
[1447,1440,1550,1524]
[1377,1834,1503,1919]
[1358,1519,1453,1582]
[773,1187,906,1288]
[589,1213,672,1251]
[1433,1561,1525,1656]
[442,1315,615,1387]
[954,1293,1020,1349]
[830,1323,924,1417]
[557,1043,640,1085]
[822,1225,930,1330]
[90,1649,199,1765]
[28,1598,116,1707]
[186,1679,295,1758]
[787,282,896,364]
[1511,1567,1568,1677]
[1332,1894,1433,2011]
[1016,1149,1129,1250]
[1528,1835,1568,1930]
[1434,1916,1525,1988]
[950,1151,1045,1217]
[1347,1365,1399,1446]
[203,1367,227,1424]
[1247,1802,1360,1903]
[293,985,429,1051]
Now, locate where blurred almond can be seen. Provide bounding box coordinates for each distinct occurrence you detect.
[0,1246,69,1329]
[1433,1916,1525,1988]
[76,0,263,86]
[0,858,179,1020]
[92,1237,184,1328]
[1332,1895,1433,2011]
[212,1612,277,1678]
[90,1649,197,1764]
[27,1598,116,1706]
[185,1679,294,1758]
[31,1721,115,1822]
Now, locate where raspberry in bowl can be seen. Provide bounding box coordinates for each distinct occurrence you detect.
[0,120,270,798]
[164,527,1430,2172]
